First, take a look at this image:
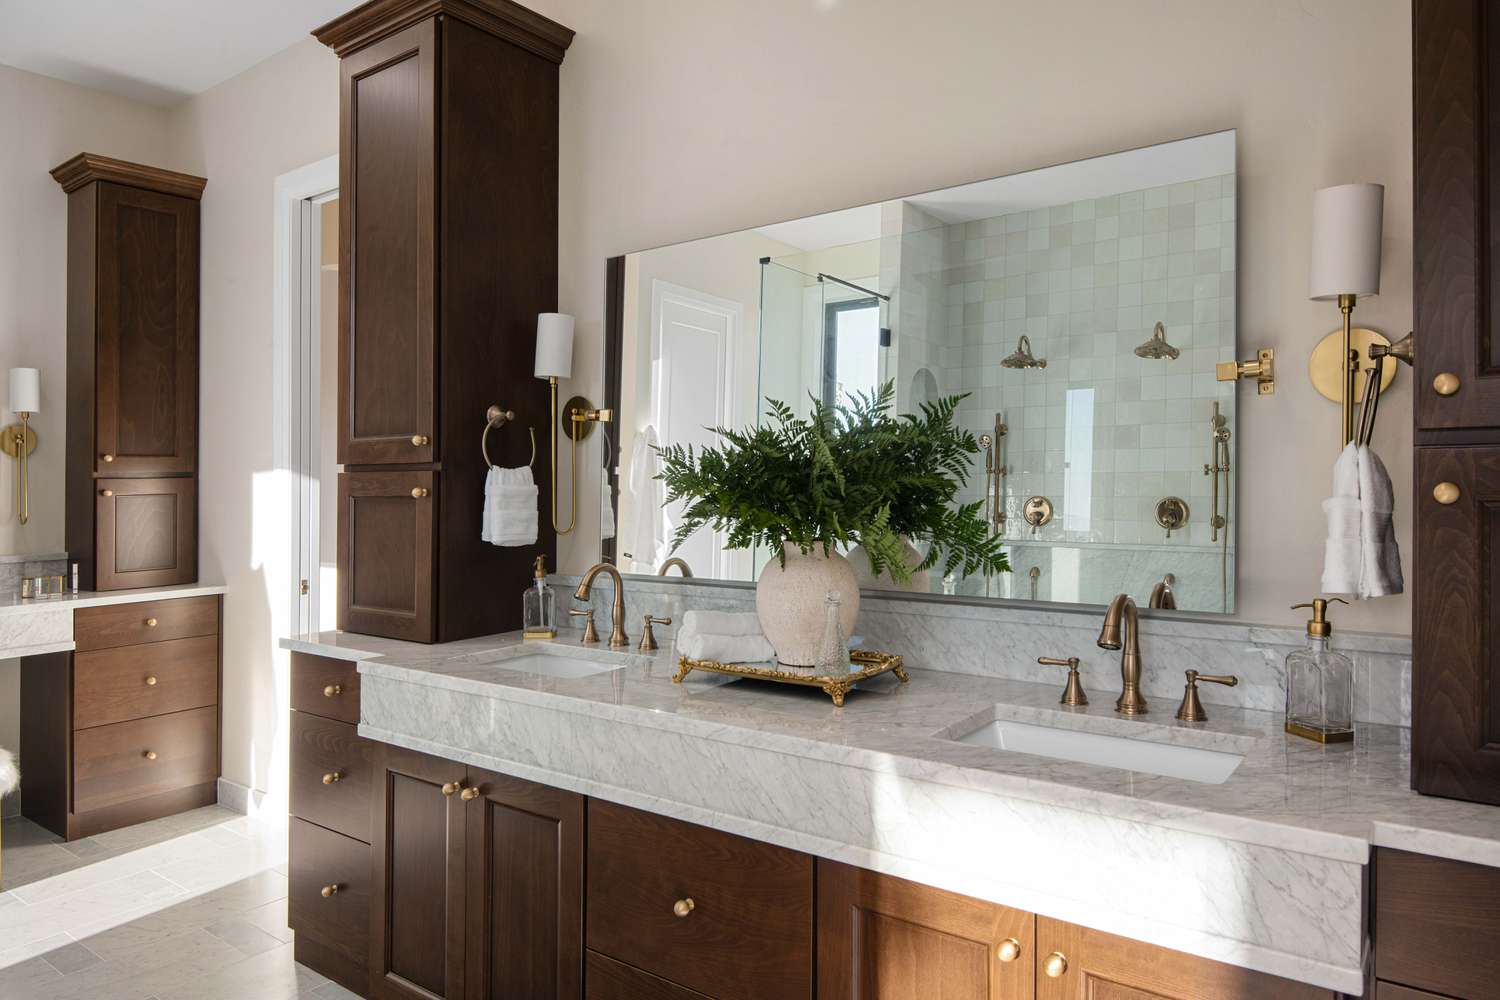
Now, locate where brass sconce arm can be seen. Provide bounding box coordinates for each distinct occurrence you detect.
[1216,349,1275,395]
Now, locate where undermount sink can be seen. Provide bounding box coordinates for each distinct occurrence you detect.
[952,717,1245,784]
[485,652,624,680]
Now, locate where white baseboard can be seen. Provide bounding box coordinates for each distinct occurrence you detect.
[1,790,17,820]
[216,777,267,815]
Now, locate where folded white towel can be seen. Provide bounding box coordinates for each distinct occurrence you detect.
[1321,443,1362,596]
[484,466,539,547]
[676,621,776,665]
[0,747,17,797]
[1357,444,1403,598]
[681,610,764,637]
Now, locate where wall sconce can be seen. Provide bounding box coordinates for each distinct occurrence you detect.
[534,314,610,535]
[1,368,40,524]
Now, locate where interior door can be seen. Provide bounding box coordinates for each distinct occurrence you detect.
[338,470,435,642]
[95,182,199,476]
[649,280,740,577]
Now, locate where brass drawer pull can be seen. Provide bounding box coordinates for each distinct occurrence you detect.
[144,617,158,627]
[145,675,158,686]
[322,771,342,785]
[411,487,430,499]
[101,453,114,463]
[1043,951,1068,978]
[320,883,340,898]
[323,684,341,698]
[996,937,1022,963]
[411,434,429,447]
[441,781,462,797]
[672,897,695,918]
[1434,372,1460,396]
[100,489,114,497]
[143,750,157,761]
[460,785,482,801]
[1433,482,1461,505]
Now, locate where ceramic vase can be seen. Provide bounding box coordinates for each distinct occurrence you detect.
[848,537,932,594]
[756,543,860,666]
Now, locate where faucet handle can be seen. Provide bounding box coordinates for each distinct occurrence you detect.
[1175,669,1238,722]
[1038,656,1088,707]
[638,614,672,653]
[569,607,599,645]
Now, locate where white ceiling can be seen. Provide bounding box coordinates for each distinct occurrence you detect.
[0,0,355,106]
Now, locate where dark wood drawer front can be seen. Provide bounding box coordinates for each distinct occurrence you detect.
[1375,983,1448,1000]
[585,951,710,1000]
[291,712,374,843]
[291,651,361,724]
[74,634,218,730]
[1375,849,1500,999]
[586,800,813,1000]
[74,595,218,652]
[289,816,371,974]
[72,706,217,814]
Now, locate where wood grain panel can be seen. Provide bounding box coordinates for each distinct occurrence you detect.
[338,470,435,642]
[465,765,583,1000]
[72,706,217,814]
[290,651,362,724]
[340,20,436,466]
[74,595,219,652]
[1374,982,1449,1000]
[19,652,72,838]
[289,817,372,977]
[64,184,100,590]
[95,477,196,590]
[585,951,710,1000]
[290,712,375,844]
[1033,917,1332,1000]
[817,861,1033,1000]
[73,634,218,730]
[586,799,813,1000]
[1374,848,1500,999]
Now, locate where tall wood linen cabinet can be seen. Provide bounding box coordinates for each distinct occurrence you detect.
[315,0,573,644]
[50,154,204,591]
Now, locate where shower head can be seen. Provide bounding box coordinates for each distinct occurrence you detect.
[1000,335,1047,370]
[1134,321,1181,361]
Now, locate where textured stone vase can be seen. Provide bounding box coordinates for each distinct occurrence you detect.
[756,543,860,666]
[848,537,931,594]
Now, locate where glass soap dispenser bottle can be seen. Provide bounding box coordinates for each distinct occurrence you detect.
[523,554,556,640]
[1285,597,1354,743]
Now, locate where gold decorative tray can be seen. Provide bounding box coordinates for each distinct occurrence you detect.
[673,649,907,706]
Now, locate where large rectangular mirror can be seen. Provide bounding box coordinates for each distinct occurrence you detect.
[601,130,1237,613]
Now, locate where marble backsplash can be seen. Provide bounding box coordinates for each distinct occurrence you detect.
[555,573,1412,727]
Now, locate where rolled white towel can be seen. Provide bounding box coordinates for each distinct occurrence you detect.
[1321,443,1362,596]
[681,610,764,637]
[676,625,775,665]
[487,466,539,547]
[0,747,18,797]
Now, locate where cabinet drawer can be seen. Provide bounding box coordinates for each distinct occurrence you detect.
[289,817,370,975]
[1375,849,1500,999]
[74,595,218,652]
[291,651,361,724]
[586,951,710,1000]
[290,712,374,843]
[74,634,218,730]
[72,706,217,814]
[586,800,813,1000]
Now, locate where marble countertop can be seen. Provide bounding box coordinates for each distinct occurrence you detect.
[0,582,226,616]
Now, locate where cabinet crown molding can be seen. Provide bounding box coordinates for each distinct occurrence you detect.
[50,153,207,200]
[312,0,575,62]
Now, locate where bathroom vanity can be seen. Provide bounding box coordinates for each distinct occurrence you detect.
[280,627,1499,999]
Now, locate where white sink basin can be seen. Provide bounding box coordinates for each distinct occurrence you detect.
[486,653,624,680]
[953,718,1245,784]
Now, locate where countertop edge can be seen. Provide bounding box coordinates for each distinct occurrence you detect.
[0,583,227,616]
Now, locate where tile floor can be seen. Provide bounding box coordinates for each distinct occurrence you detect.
[0,806,349,999]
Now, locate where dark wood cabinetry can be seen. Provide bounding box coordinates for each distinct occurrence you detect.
[51,153,203,591]
[20,596,221,840]
[315,0,574,644]
[1373,848,1500,1000]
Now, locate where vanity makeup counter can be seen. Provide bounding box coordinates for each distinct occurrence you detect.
[281,627,1499,994]
[0,583,227,658]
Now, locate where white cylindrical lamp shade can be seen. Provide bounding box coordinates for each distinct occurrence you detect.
[8,368,39,414]
[1309,183,1384,300]
[534,313,575,379]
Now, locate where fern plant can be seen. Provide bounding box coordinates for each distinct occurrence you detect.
[657,382,1009,584]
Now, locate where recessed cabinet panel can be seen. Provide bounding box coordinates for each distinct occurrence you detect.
[339,470,434,642]
[95,477,196,590]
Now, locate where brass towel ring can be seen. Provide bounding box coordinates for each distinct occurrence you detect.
[482,404,539,469]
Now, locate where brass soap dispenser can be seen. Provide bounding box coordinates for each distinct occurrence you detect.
[1284,598,1354,743]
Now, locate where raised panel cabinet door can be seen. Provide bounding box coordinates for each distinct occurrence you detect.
[95,477,197,590]
[371,743,467,1000]
[1033,917,1334,1000]
[816,861,1033,1000]
[463,766,583,1000]
[339,18,437,466]
[94,183,199,475]
[338,470,435,642]
[1413,447,1500,802]
[1414,0,1500,431]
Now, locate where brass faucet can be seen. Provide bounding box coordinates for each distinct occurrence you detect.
[574,563,629,648]
[1097,593,1147,715]
[657,557,693,578]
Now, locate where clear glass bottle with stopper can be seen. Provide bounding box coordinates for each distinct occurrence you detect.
[812,590,851,678]
[1284,597,1354,743]
[523,554,556,640]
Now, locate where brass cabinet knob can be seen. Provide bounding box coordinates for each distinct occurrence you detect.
[1043,951,1068,978]
[996,937,1022,963]
[411,434,429,446]
[1434,372,1461,396]
[322,771,342,785]
[320,883,340,898]
[410,487,430,498]
[144,617,158,627]
[100,489,114,497]
[101,453,114,463]
[145,675,158,686]
[1434,482,1461,505]
[460,785,482,801]
[441,781,462,797]
[143,750,157,761]
[672,897,695,918]
[323,684,341,697]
